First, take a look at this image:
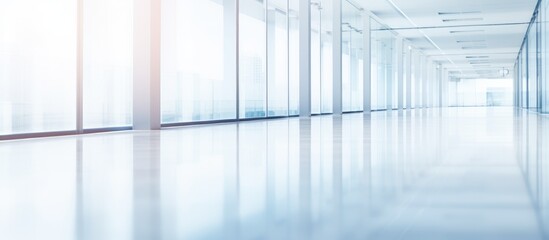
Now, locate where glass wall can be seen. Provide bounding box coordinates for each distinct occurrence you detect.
[83,0,133,129]
[161,0,299,123]
[515,1,549,113]
[1,0,434,139]
[342,0,364,112]
[0,0,76,135]
[449,78,514,107]
[543,0,549,113]
[371,19,395,111]
[161,0,234,123]
[519,49,528,108]
[528,23,538,110]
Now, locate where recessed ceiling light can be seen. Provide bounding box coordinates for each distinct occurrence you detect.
[450,30,485,34]
[468,57,490,60]
[466,56,489,59]
[462,46,487,50]
[457,40,485,43]
[438,11,482,15]
[443,18,484,22]
[472,64,492,67]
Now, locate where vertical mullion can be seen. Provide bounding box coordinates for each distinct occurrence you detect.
[316,8,324,115]
[77,0,84,133]
[265,0,269,118]
[287,0,290,116]
[237,0,240,120]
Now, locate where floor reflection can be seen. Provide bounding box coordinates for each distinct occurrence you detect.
[0,107,547,239]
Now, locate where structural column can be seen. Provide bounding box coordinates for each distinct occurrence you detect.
[224,0,238,118]
[405,45,412,110]
[386,43,393,110]
[415,54,422,109]
[396,37,404,110]
[425,60,431,108]
[438,64,445,107]
[300,0,312,117]
[428,62,433,107]
[363,14,372,113]
[133,0,161,130]
[421,56,428,108]
[433,63,437,107]
[442,67,449,107]
[333,0,342,115]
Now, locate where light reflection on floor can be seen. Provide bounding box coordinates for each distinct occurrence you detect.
[0,107,547,240]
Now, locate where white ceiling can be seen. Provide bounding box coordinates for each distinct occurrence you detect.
[359,0,538,79]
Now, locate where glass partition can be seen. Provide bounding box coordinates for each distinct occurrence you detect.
[521,48,528,108]
[449,78,514,107]
[514,0,549,113]
[542,0,549,113]
[528,25,538,110]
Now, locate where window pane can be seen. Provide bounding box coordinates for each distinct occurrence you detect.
[521,49,527,108]
[543,2,549,113]
[289,1,300,116]
[267,0,288,117]
[371,19,394,111]
[528,27,537,109]
[161,0,234,123]
[240,0,267,119]
[311,0,333,114]
[83,0,133,129]
[0,0,76,135]
[342,1,363,112]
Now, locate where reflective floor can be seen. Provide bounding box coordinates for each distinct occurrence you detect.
[0,107,548,240]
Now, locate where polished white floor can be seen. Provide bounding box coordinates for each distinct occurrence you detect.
[0,107,547,240]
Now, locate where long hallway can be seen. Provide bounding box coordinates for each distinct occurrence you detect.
[0,107,546,240]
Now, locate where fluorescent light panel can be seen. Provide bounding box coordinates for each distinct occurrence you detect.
[462,46,487,49]
[450,30,484,34]
[457,40,485,43]
[438,11,482,15]
[443,18,484,22]
[472,64,491,67]
[466,56,489,59]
